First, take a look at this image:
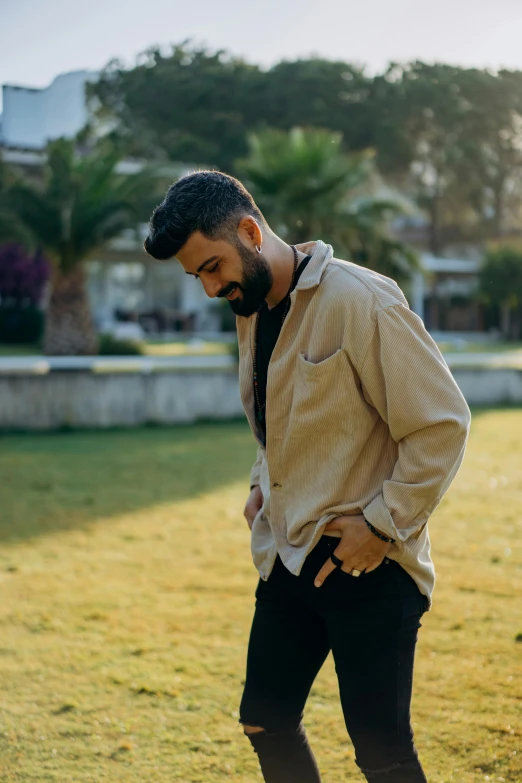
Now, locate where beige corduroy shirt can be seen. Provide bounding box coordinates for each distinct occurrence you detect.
[237,240,471,604]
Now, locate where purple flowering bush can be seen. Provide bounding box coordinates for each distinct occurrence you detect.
[0,244,49,306]
[0,244,50,343]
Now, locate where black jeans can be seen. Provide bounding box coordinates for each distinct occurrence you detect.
[239,535,429,783]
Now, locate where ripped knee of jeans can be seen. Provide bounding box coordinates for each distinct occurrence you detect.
[240,718,309,753]
[242,724,266,735]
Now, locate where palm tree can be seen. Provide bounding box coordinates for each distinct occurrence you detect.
[7,139,150,355]
[238,127,418,284]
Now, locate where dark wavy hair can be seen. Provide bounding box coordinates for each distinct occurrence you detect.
[144,170,266,260]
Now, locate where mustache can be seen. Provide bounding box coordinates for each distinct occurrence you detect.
[217,282,241,298]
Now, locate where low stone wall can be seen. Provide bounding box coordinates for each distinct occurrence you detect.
[451,367,522,406]
[0,362,520,431]
[0,369,244,430]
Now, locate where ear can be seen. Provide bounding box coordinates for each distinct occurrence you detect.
[237,216,262,249]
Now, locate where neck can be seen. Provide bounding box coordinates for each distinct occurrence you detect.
[265,237,307,309]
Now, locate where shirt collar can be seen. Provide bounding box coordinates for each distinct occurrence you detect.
[293,240,333,291]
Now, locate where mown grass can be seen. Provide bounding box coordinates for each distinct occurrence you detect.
[142,340,231,357]
[0,412,521,782]
[0,340,231,359]
[438,341,522,354]
[1,338,520,359]
[0,344,43,356]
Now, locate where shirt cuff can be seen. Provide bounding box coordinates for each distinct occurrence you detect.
[362,493,426,544]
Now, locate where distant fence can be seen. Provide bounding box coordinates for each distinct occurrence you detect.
[0,356,520,430]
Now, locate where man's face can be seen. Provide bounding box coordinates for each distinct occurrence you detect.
[176,231,273,317]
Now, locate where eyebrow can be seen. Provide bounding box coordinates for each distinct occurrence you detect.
[185,256,219,276]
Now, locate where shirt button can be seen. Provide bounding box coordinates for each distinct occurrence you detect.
[272,482,282,490]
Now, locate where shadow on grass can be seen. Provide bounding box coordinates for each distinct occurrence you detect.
[0,419,256,543]
[1,405,519,544]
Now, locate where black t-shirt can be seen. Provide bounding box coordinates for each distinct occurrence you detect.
[254,256,311,443]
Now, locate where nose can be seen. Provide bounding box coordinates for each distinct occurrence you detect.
[201,277,222,299]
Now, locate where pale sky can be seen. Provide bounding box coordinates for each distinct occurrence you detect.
[2,0,522,102]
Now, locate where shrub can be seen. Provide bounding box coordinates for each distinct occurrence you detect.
[0,244,49,344]
[0,244,49,306]
[0,304,44,344]
[98,334,144,356]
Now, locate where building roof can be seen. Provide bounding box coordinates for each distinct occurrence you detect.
[0,70,98,150]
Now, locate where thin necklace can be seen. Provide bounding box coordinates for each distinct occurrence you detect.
[253,245,299,423]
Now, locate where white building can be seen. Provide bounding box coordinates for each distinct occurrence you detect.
[0,70,97,150]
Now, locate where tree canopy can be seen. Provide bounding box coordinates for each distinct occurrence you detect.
[90,44,522,254]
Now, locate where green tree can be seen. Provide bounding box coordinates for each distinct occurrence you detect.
[261,59,373,152]
[90,45,376,172]
[7,139,150,355]
[91,44,522,254]
[239,127,417,284]
[0,159,28,245]
[91,42,262,171]
[479,246,522,340]
[370,62,474,254]
[370,63,522,251]
[455,69,522,239]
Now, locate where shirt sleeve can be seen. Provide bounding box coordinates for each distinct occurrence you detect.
[250,445,264,489]
[360,303,471,542]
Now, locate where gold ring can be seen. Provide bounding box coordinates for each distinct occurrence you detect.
[351,568,362,577]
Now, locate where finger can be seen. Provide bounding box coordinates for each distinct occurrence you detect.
[361,557,387,574]
[314,557,337,587]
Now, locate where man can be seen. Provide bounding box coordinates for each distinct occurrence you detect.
[144,171,471,783]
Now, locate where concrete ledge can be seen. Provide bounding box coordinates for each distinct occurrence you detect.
[0,354,237,375]
[0,363,520,431]
[0,370,243,430]
[452,367,522,406]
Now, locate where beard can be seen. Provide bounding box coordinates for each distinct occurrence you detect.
[218,243,273,317]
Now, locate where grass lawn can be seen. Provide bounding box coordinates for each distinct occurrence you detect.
[0,341,231,358]
[0,344,43,356]
[0,413,521,782]
[438,341,522,354]
[142,340,231,357]
[1,338,522,361]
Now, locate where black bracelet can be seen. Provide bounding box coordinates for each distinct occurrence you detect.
[364,517,396,544]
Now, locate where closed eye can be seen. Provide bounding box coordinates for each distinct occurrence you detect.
[190,260,221,280]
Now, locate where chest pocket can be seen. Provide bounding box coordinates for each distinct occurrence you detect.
[289,348,351,437]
